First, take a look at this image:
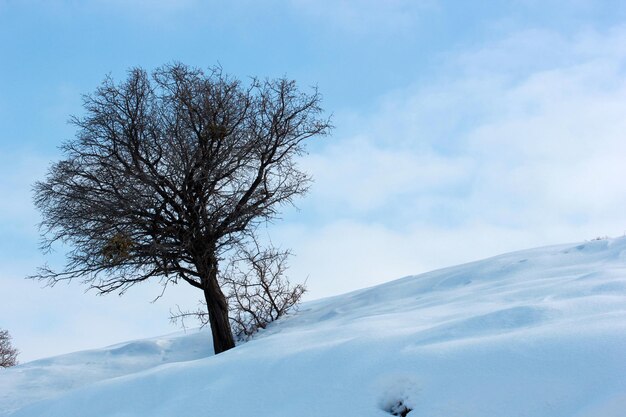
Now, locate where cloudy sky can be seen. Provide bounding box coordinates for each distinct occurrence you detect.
[2,0,626,361]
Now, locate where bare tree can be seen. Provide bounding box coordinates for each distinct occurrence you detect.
[32,63,331,354]
[0,329,18,368]
[172,240,306,339]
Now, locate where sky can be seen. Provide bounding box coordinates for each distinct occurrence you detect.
[2,0,626,362]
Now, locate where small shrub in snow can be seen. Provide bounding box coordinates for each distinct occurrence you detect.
[222,242,306,339]
[0,329,18,368]
[387,401,412,417]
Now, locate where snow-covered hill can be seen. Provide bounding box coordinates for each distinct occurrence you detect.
[2,238,626,417]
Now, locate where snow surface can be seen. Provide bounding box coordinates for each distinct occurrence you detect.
[2,238,626,416]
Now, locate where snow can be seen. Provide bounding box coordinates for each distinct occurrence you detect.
[2,237,626,416]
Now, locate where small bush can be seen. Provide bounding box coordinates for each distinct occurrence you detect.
[0,329,18,368]
[387,400,412,416]
[223,242,305,339]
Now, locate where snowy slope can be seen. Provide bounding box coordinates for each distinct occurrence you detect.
[2,238,626,417]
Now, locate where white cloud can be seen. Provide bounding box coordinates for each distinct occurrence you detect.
[458,35,626,227]
[302,136,470,214]
[274,220,577,300]
[279,25,626,299]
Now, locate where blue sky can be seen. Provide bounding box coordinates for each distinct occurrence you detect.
[3,0,626,361]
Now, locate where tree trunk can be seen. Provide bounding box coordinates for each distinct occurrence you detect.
[201,259,236,354]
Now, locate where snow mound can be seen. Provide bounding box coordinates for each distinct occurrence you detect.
[0,330,212,415]
[2,238,626,416]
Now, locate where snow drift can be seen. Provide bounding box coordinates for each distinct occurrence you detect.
[2,238,626,416]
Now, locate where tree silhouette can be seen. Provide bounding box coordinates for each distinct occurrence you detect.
[33,63,331,353]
